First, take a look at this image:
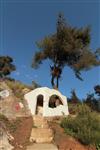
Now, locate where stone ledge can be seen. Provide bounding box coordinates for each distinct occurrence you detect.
[30,128,54,143]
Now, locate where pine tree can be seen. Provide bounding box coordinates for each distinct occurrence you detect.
[32,13,100,89]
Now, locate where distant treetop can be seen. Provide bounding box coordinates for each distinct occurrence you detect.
[0,56,16,78]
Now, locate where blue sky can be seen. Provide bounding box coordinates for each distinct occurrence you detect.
[0,0,100,99]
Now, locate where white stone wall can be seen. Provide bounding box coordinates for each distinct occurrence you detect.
[24,87,69,117]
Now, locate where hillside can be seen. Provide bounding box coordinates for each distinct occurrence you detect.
[0,79,99,150]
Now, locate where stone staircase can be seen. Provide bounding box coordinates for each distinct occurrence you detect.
[30,115,53,143]
[33,115,49,128]
[27,143,58,150]
[27,115,58,150]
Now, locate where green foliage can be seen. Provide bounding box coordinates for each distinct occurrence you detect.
[96,143,100,150]
[68,90,82,114]
[32,13,100,88]
[0,56,16,78]
[61,104,100,145]
[68,89,81,104]
[5,80,32,100]
[68,103,82,115]
[32,81,41,88]
[94,85,100,96]
[3,79,39,100]
[84,92,100,112]
[0,113,9,124]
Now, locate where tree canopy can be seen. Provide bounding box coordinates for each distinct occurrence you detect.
[32,81,41,89]
[0,56,16,78]
[70,89,80,104]
[32,13,100,89]
[94,85,100,96]
[84,85,100,112]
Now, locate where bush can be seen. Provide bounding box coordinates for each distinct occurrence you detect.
[84,93,100,112]
[61,104,100,145]
[0,114,9,124]
[5,80,32,99]
[68,103,82,115]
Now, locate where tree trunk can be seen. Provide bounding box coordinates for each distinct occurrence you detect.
[56,77,59,89]
[51,75,58,90]
[50,65,61,90]
[51,75,55,88]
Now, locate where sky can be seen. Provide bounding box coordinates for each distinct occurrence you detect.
[0,0,100,99]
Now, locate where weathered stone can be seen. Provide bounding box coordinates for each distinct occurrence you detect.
[0,128,14,150]
[0,90,10,98]
[0,81,30,118]
[27,143,58,150]
[33,115,49,128]
[30,128,54,143]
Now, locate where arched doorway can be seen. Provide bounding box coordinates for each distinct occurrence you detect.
[36,94,43,115]
[49,95,63,108]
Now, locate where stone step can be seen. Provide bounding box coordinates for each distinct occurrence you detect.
[30,128,54,143]
[27,143,58,150]
[33,115,49,128]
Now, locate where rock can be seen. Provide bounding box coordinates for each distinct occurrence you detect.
[0,90,10,98]
[0,81,30,118]
[0,128,14,150]
[0,95,17,118]
[0,81,12,94]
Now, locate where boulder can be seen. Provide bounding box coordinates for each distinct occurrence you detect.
[0,128,14,150]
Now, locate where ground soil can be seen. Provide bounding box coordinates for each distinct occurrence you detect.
[50,121,96,150]
[6,117,96,150]
[9,117,33,150]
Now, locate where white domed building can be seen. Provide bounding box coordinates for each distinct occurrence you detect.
[24,87,69,117]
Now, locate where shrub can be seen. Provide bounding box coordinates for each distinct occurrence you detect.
[84,93,100,112]
[5,80,32,99]
[96,143,100,150]
[68,103,82,115]
[0,114,9,124]
[61,104,100,145]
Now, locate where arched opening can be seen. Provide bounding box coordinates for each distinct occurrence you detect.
[36,94,43,115]
[49,95,63,108]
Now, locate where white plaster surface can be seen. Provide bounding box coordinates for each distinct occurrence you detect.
[0,90,9,98]
[24,87,69,117]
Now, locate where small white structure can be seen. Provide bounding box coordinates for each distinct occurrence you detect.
[24,87,69,117]
[0,90,9,99]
